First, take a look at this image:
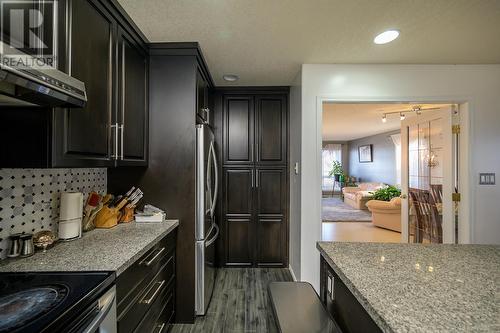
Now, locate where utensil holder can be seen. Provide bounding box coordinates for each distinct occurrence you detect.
[95,206,122,229]
[120,205,135,223]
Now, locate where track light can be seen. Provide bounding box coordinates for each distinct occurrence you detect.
[400,113,406,120]
[382,114,387,123]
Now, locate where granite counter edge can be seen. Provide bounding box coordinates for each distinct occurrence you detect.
[115,221,179,276]
[316,242,393,333]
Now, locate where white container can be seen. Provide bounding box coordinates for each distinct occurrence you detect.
[59,192,83,240]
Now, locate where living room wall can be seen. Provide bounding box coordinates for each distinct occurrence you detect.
[347,130,399,186]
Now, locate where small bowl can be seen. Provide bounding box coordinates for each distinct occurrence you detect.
[33,231,56,252]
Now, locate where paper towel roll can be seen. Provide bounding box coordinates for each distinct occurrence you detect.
[60,192,83,221]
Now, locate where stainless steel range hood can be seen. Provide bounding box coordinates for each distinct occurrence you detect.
[0,42,87,108]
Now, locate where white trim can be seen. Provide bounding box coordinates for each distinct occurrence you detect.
[288,265,298,281]
[316,96,472,244]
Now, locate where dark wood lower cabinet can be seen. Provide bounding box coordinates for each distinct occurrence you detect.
[320,256,381,333]
[223,167,287,267]
[226,218,253,266]
[257,218,284,265]
[116,230,176,332]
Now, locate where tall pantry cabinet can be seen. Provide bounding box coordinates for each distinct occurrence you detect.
[215,89,289,267]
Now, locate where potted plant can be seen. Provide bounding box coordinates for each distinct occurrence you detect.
[328,161,344,182]
[370,186,401,201]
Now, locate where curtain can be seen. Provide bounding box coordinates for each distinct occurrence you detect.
[390,134,402,187]
[322,143,342,192]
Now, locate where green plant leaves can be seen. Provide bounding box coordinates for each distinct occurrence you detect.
[370,186,401,201]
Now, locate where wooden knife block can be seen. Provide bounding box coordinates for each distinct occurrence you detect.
[95,206,122,229]
[120,206,135,223]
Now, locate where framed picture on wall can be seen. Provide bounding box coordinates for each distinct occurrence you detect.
[358,144,373,163]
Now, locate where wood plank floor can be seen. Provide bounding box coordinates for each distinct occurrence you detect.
[171,268,292,333]
[322,222,401,243]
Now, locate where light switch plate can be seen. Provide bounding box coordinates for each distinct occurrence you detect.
[479,173,495,185]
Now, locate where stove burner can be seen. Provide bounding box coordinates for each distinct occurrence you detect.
[0,285,68,332]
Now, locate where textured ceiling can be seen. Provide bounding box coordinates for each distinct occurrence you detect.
[117,0,500,86]
[322,103,451,141]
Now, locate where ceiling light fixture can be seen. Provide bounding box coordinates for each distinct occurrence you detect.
[374,30,400,44]
[381,114,387,123]
[223,74,239,82]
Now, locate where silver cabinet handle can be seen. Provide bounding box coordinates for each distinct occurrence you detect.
[140,280,165,304]
[155,323,166,333]
[110,123,118,159]
[119,124,124,160]
[141,247,165,267]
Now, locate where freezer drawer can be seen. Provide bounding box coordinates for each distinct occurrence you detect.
[195,238,216,315]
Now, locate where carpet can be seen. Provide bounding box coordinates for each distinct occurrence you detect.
[322,197,372,222]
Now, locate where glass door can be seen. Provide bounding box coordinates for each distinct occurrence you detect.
[401,107,457,243]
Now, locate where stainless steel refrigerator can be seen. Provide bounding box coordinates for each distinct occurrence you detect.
[195,124,219,315]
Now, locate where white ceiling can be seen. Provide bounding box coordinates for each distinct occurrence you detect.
[322,103,451,141]
[117,0,500,86]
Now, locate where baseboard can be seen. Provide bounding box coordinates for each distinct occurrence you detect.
[288,264,298,281]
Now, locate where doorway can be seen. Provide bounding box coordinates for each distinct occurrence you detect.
[320,102,463,243]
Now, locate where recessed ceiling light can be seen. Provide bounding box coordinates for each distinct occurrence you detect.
[223,74,239,82]
[374,30,400,44]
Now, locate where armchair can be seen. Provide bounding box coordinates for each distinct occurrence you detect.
[366,197,401,232]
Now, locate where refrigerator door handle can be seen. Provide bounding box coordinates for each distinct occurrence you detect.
[205,223,219,248]
[206,141,213,216]
[209,141,219,217]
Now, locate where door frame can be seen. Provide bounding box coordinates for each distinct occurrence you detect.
[316,97,472,244]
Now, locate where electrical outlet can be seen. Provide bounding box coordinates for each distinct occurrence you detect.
[479,173,495,185]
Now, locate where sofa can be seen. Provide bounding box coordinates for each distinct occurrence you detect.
[342,182,385,210]
[366,197,402,232]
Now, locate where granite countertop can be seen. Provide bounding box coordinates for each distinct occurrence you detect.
[317,242,500,333]
[0,220,179,276]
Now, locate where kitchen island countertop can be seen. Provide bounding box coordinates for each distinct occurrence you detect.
[0,220,179,276]
[317,241,500,333]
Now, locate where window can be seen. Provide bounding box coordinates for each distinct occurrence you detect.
[390,134,402,186]
[322,143,342,192]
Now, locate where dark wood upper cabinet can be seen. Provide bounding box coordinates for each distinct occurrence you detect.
[51,0,149,168]
[223,96,254,165]
[256,95,287,165]
[117,26,148,165]
[53,0,115,167]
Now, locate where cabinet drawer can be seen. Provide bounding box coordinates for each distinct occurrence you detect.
[134,279,175,333]
[118,255,175,333]
[117,231,175,313]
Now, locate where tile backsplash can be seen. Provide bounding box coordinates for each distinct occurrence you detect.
[0,168,107,259]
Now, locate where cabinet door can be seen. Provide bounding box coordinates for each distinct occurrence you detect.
[224,168,254,265]
[117,27,148,165]
[53,0,115,167]
[256,168,287,266]
[223,96,254,165]
[255,95,287,165]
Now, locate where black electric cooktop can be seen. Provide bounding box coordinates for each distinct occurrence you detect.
[0,271,115,333]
